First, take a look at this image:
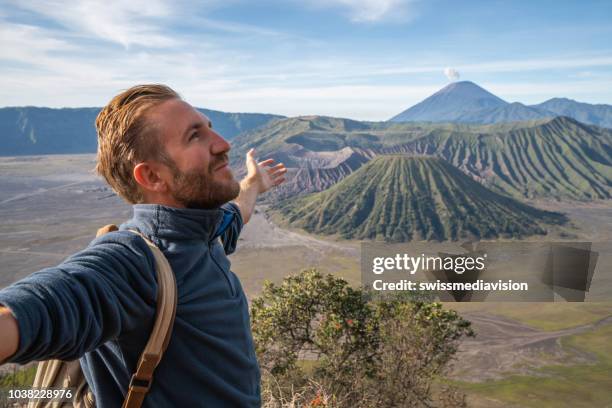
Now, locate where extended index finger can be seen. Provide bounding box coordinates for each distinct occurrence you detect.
[258,158,275,167]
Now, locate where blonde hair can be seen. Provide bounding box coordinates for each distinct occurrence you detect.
[95,84,179,203]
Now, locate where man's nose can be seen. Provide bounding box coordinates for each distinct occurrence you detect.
[210,130,231,155]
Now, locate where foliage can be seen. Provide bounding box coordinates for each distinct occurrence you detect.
[0,365,36,388]
[252,269,475,407]
[0,365,36,408]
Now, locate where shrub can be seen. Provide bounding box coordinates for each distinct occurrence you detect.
[251,269,474,407]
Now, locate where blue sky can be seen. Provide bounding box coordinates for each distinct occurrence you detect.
[1,0,611,120]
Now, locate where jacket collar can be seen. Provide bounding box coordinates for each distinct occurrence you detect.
[123,204,224,242]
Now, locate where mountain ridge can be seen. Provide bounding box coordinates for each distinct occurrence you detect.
[0,106,284,156]
[389,81,612,128]
[390,81,508,122]
[273,155,568,242]
[531,97,612,128]
[233,115,612,201]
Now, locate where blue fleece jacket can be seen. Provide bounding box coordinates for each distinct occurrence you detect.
[0,202,261,407]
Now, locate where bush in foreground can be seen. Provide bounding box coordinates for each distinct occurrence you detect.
[251,269,475,407]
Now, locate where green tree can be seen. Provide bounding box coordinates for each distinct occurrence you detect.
[252,269,474,407]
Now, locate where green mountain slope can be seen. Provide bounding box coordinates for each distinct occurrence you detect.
[230,116,374,159]
[230,115,556,162]
[274,156,568,242]
[384,117,612,200]
[234,115,612,201]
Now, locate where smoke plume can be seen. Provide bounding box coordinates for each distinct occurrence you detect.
[444,67,460,81]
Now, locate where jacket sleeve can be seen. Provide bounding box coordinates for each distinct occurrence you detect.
[0,231,157,364]
[215,202,244,255]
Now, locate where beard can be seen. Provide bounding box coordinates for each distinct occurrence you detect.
[167,153,240,209]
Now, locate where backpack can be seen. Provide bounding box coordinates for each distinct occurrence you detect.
[28,224,178,408]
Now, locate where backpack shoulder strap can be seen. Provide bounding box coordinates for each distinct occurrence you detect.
[123,229,177,408]
[96,224,178,408]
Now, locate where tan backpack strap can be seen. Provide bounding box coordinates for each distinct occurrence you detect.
[96,224,119,237]
[122,229,178,408]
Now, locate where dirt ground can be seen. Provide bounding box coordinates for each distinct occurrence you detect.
[450,311,612,381]
[1,153,611,393]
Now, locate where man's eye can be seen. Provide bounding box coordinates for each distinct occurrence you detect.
[189,133,200,141]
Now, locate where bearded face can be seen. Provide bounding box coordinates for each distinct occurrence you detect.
[166,153,240,210]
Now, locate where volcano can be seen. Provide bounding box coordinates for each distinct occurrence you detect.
[274,155,568,242]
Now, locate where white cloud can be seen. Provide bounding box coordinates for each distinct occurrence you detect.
[175,84,435,121]
[6,0,176,48]
[187,80,612,120]
[0,23,76,63]
[1,1,612,119]
[456,56,612,74]
[0,19,244,107]
[302,0,418,23]
[355,55,612,78]
[183,16,286,37]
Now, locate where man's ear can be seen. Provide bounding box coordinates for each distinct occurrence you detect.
[133,162,169,193]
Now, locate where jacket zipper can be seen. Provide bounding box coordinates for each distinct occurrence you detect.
[208,241,236,297]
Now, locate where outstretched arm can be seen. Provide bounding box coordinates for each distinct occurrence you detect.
[234,148,286,224]
[0,232,157,365]
[0,306,18,363]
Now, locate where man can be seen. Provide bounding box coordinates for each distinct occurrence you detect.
[0,84,286,407]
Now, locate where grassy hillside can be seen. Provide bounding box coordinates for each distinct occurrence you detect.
[232,116,612,201]
[273,155,568,242]
[230,116,375,161]
[385,117,612,200]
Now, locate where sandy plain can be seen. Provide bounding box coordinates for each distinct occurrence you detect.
[1,154,610,406]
